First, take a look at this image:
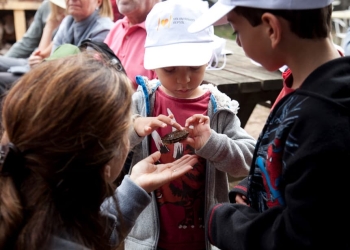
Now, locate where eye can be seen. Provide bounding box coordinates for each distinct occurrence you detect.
[190,66,201,71]
[162,67,175,73]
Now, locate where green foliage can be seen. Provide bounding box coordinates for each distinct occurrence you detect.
[214,24,236,40]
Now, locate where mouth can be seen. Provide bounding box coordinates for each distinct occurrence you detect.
[177,89,189,93]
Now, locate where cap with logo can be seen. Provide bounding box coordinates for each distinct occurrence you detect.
[144,0,215,70]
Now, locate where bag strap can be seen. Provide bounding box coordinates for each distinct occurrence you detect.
[79,39,127,75]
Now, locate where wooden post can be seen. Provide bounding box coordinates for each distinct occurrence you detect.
[0,1,42,41]
[13,9,26,41]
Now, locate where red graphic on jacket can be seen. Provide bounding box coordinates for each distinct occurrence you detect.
[257,137,285,208]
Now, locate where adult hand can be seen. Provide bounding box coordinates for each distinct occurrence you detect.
[28,50,45,68]
[129,151,198,193]
[133,114,183,137]
[184,114,212,150]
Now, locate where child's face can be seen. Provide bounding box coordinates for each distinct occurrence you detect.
[227,10,278,71]
[155,65,207,99]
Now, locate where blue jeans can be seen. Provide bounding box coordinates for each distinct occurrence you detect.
[0,56,28,72]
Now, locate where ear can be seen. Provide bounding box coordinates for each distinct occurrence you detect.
[104,165,111,179]
[261,13,282,49]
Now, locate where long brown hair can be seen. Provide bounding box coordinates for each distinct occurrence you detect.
[99,0,113,20]
[0,52,133,249]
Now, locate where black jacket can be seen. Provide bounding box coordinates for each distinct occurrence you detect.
[207,56,350,250]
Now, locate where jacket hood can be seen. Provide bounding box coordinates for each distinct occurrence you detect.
[297,56,350,111]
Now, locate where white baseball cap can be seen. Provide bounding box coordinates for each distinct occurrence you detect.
[144,0,214,70]
[188,0,334,33]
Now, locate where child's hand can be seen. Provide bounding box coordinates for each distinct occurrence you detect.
[235,194,249,206]
[133,114,182,137]
[129,151,198,193]
[184,114,211,150]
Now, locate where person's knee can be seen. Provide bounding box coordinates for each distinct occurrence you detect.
[0,72,21,91]
[0,56,28,72]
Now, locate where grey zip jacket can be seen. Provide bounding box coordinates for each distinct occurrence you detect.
[125,76,256,250]
[47,176,152,249]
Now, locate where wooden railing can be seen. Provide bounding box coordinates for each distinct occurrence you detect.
[0,0,42,41]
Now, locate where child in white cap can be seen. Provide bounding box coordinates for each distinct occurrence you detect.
[188,0,350,250]
[125,0,256,249]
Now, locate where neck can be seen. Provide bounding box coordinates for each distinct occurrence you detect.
[285,37,340,89]
[127,13,147,26]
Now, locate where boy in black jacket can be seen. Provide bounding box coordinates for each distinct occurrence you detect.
[189,0,350,249]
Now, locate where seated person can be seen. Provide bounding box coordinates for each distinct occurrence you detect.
[104,0,159,90]
[0,0,114,94]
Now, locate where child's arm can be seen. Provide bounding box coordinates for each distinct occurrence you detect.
[183,114,212,150]
[185,113,256,177]
[229,177,249,205]
[129,113,183,149]
[133,114,182,137]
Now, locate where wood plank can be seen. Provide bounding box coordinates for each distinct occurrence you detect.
[332,10,350,19]
[0,1,42,41]
[13,9,26,41]
[203,38,283,126]
[205,69,259,84]
[0,1,42,10]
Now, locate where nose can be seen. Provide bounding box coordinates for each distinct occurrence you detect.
[176,73,190,85]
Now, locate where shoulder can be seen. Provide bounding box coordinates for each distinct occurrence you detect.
[201,83,239,114]
[95,16,114,29]
[135,76,160,95]
[47,236,90,250]
[38,0,50,11]
[54,16,73,37]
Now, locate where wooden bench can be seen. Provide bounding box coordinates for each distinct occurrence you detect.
[204,39,283,127]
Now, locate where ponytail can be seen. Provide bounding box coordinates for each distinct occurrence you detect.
[0,176,23,249]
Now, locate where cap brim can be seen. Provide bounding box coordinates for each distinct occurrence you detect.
[49,0,66,9]
[144,43,213,70]
[188,1,235,33]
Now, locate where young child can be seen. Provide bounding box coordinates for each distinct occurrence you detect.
[189,0,350,249]
[0,52,198,249]
[125,0,256,249]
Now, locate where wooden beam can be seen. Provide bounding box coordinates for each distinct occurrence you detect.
[13,9,26,41]
[0,1,42,10]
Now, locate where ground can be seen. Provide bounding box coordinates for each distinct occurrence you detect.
[244,104,270,140]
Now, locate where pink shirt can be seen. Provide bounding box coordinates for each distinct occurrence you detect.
[104,17,157,90]
[151,88,210,250]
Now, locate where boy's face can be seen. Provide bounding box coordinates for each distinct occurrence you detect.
[227,10,279,71]
[155,65,207,99]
